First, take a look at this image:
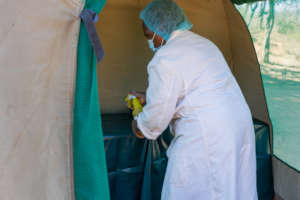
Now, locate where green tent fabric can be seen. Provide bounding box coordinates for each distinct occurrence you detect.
[73,0,110,199]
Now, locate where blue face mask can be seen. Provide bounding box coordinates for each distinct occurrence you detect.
[147,33,157,52]
[147,33,164,52]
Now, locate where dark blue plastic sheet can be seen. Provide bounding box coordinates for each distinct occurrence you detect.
[102,114,273,200]
[254,120,274,200]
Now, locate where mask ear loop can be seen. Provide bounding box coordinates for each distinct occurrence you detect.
[151,33,156,41]
[160,38,164,47]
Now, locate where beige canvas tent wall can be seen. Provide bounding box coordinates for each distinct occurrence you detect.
[0,0,83,199]
[0,0,299,199]
[97,0,271,126]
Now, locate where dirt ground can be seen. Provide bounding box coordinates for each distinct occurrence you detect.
[252,30,300,81]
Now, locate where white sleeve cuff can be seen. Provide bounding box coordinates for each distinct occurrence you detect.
[136,115,159,140]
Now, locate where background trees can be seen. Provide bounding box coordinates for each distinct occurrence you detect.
[238,0,299,64]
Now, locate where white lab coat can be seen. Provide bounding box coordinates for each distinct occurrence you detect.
[137,30,257,200]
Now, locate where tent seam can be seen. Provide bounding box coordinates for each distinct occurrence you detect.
[69,1,85,200]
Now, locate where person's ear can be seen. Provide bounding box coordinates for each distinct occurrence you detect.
[157,36,165,47]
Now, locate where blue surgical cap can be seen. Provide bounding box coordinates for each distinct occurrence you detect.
[140,0,193,41]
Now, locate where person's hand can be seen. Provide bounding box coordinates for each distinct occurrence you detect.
[131,120,145,139]
[129,91,146,106]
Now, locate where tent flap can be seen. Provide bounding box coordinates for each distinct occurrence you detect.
[0,0,83,199]
[73,0,110,199]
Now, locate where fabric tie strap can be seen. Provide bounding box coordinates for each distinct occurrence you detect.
[80,9,104,63]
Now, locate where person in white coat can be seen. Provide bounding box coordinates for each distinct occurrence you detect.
[131,0,258,199]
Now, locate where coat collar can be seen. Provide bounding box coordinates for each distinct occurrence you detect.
[167,30,185,43]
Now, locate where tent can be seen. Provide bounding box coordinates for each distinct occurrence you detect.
[0,0,298,199]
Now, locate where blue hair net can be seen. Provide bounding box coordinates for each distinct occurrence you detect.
[140,0,193,41]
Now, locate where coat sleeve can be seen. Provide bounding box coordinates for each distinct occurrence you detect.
[136,57,183,140]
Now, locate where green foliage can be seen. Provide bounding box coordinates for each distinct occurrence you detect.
[277,20,295,34]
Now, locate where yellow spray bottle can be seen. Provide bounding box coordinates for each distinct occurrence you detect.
[125,94,143,118]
